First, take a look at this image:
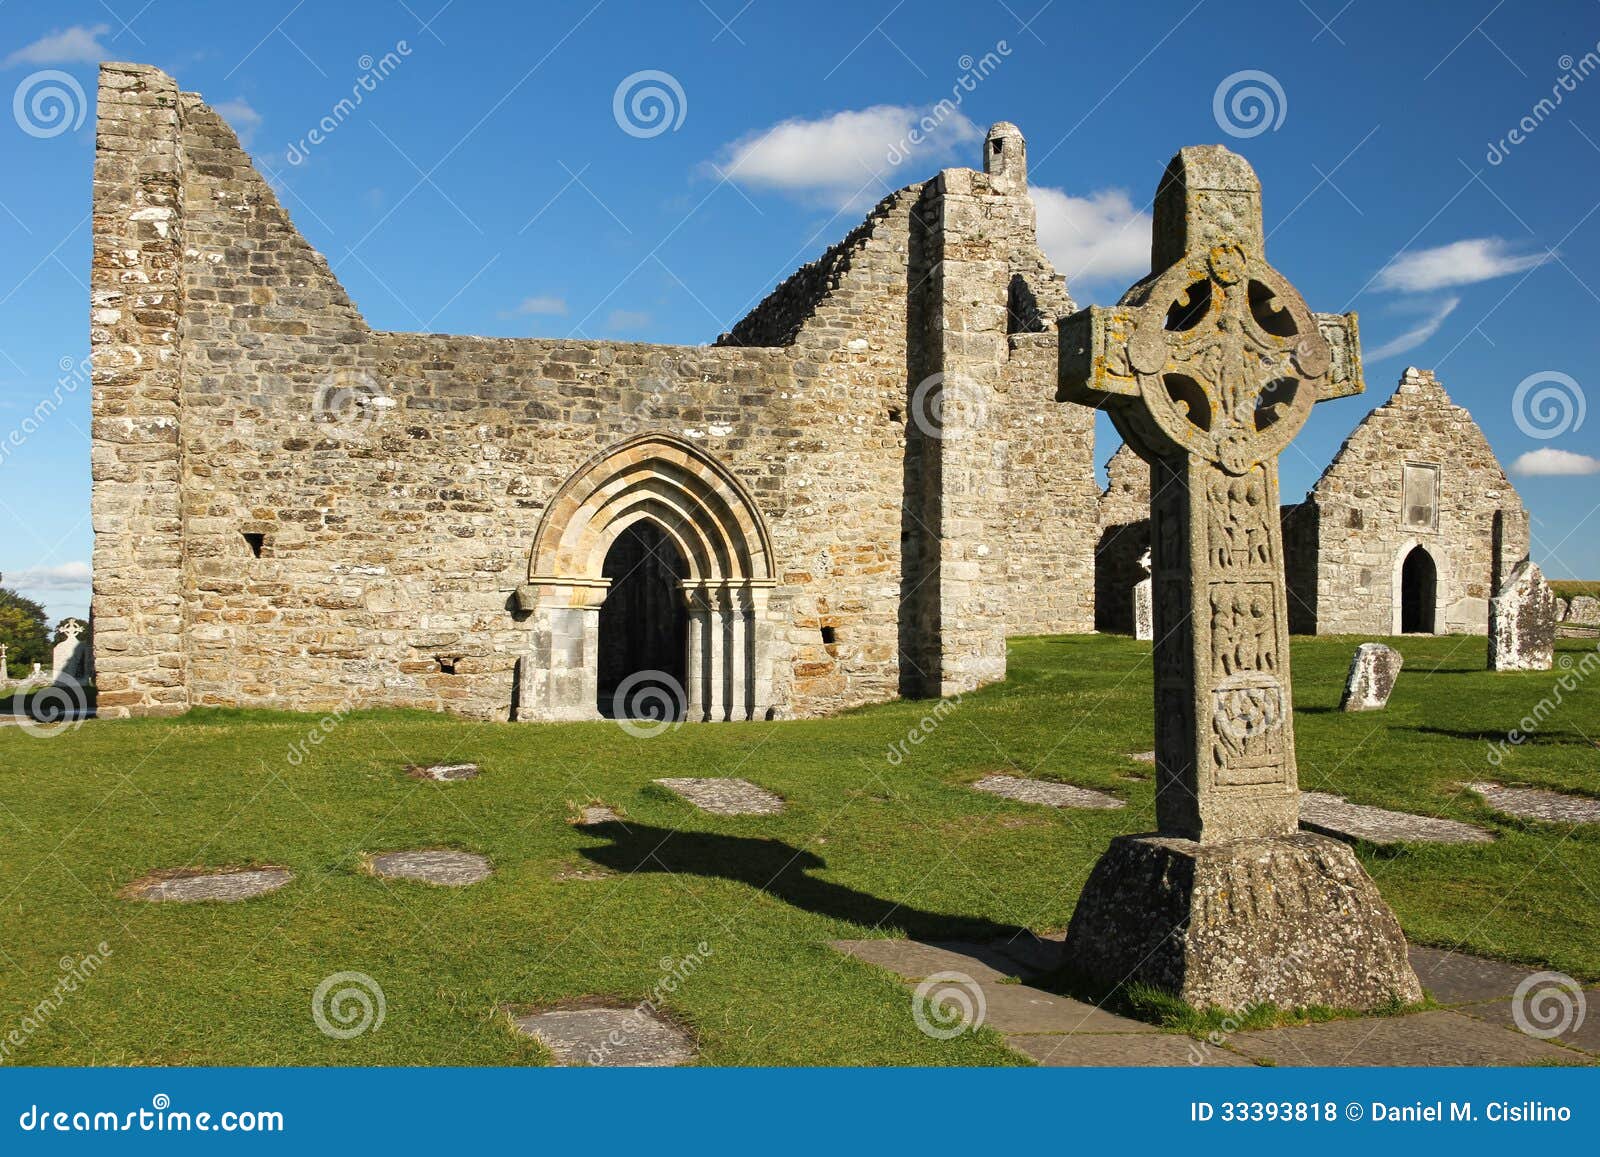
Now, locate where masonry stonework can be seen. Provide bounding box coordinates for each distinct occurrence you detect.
[89,64,1097,721]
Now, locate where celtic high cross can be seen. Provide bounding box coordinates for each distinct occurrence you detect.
[1060,145,1364,843]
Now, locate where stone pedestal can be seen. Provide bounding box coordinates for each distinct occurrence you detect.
[1063,832,1423,1010]
[1339,642,1403,711]
[1488,560,1555,672]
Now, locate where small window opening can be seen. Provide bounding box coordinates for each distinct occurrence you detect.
[243,532,265,558]
[820,626,837,646]
[436,656,459,675]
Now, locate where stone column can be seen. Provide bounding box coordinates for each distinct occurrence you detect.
[748,584,773,721]
[706,585,729,722]
[683,584,709,722]
[728,585,751,722]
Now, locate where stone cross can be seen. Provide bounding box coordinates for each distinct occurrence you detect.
[1060,145,1364,844]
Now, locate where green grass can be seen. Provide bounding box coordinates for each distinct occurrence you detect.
[1550,580,1600,600]
[1,633,1597,1066]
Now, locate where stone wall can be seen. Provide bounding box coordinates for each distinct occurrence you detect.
[1094,442,1150,633]
[89,66,1095,721]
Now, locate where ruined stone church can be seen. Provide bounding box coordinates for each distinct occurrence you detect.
[88,63,1526,722]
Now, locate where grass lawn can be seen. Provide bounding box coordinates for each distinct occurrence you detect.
[1,633,1597,1066]
[1551,580,1600,601]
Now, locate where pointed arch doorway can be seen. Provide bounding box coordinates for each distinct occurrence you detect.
[514,434,777,723]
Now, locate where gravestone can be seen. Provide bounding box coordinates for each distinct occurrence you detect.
[1057,145,1421,1011]
[1339,643,1403,710]
[1568,595,1600,626]
[51,619,91,683]
[1487,561,1555,671]
[1132,548,1153,641]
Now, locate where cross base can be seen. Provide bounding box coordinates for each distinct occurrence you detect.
[1064,832,1422,1012]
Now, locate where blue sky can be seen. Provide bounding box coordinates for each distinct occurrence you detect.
[2,0,1598,625]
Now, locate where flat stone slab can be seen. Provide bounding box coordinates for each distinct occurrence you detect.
[1455,984,1600,1057]
[122,867,293,903]
[1467,782,1600,824]
[1007,1032,1253,1067]
[1300,791,1493,845]
[654,777,784,816]
[1408,945,1542,1005]
[1127,750,1155,763]
[574,804,621,826]
[972,774,1124,810]
[409,762,479,781]
[979,983,1156,1035]
[831,934,1065,983]
[1231,1010,1583,1066]
[369,849,491,886]
[554,864,613,882]
[511,1005,696,1066]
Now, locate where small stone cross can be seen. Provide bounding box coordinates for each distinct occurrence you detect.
[1060,145,1364,843]
[62,619,84,642]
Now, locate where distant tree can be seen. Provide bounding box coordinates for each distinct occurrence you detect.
[0,583,51,677]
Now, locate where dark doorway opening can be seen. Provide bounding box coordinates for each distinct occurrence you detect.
[1400,546,1437,634]
[597,521,689,719]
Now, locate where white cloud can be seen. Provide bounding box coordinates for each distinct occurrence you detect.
[213,99,263,146]
[607,309,652,331]
[3,24,110,68]
[1365,296,1460,361]
[1375,238,1552,293]
[499,295,568,319]
[1511,447,1600,476]
[711,105,982,208]
[5,561,91,590]
[1030,186,1152,292]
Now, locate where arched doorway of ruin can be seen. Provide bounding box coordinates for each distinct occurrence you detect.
[596,520,690,720]
[1399,545,1437,634]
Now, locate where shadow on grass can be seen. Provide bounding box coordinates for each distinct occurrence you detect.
[576,821,1024,941]
[1413,726,1596,746]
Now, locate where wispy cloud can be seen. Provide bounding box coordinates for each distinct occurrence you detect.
[1365,296,1460,362]
[213,99,263,146]
[4,561,91,590]
[3,24,110,68]
[498,295,568,319]
[1375,237,1552,293]
[1511,447,1600,476]
[1031,186,1151,296]
[710,105,982,208]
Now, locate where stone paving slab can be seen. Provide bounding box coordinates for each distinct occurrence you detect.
[1007,1032,1253,1067]
[831,939,1018,983]
[1230,1010,1582,1067]
[1127,750,1156,763]
[654,777,784,815]
[1467,782,1600,824]
[511,1005,696,1066]
[368,849,491,886]
[1455,988,1600,1057]
[977,983,1156,1035]
[972,774,1124,810]
[121,867,293,903]
[1299,791,1493,845]
[1407,945,1537,1005]
[408,762,479,781]
[574,804,622,825]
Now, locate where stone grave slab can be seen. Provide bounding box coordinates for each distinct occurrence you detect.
[1229,1009,1581,1067]
[1007,1032,1253,1067]
[511,1005,696,1066]
[979,984,1157,1036]
[1127,750,1155,763]
[408,762,480,781]
[972,774,1124,811]
[122,866,293,903]
[574,804,622,825]
[1466,782,1600,825]
[1300,791,1492,845]
[369,849,491,886]
[1407,945,1540,1005]
[654,777,784,816]
[1455,987,1600,1058]
[1339,643,1403,711]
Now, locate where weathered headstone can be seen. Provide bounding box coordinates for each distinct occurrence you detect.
[1555,598,1569,623]
[1488,561,1555,671]
[1339,643,1403,710]
[1568,595,1600,626]
[51,619,91,683]
[1132,548,1153,641]
[1057,145,1421,1011]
